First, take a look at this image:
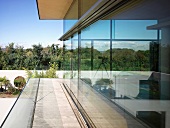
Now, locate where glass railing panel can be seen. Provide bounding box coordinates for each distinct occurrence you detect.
[1,78,39,128]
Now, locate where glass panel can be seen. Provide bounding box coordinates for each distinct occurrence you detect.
[72,33,78,78]
[93,41,110,73]
[80,20,111,79]
[113,20,157,39]
[69,33,79,104]
[112,41,150,71]
[63,39,72,72]
[2,78,39,128]
[81,40,92,70]
[60,1,170,127]
[79,19,168,128]
[81,20,110,39]
[63,20,77,33]
[110,40,167,128]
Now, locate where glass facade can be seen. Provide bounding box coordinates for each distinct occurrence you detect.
[62,6,170,128]
[2,0,170,128]
[113,20,157,39]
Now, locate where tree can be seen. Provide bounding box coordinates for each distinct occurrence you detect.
[0,76,10,92]
[15,45,25,69]
[3,77,10,91]
[5,43,15,54]
[25,62,58,78]
[0,77,4,92]
[4,43,16,69]
[24,49,34,69]
[45,62,58,78]
[0,47,3,69]
[32,44,43,69]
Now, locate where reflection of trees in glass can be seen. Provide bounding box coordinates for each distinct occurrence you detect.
[93,42,110,70]
[81,47,96,70]
[111,48,150,71]
[65,46,150,71]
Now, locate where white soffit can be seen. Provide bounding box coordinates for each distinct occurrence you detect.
[37,0,73,19]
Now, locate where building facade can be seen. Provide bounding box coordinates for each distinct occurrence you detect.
[37,0,170,128]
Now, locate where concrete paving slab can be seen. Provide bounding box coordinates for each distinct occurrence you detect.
[32,79,81,128]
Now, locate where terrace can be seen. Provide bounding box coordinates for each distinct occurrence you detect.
[1,70,169,128]
[1,77,149,128]
[1,0,170,128]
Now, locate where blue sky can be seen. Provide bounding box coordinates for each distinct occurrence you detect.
[0,0,63,48]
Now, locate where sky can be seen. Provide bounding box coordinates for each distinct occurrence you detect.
[0,0,63,48]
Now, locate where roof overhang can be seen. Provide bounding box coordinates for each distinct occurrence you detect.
[36,0,73,19]
[36,0,98,20]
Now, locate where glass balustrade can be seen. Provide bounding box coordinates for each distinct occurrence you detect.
[1,78,40,128]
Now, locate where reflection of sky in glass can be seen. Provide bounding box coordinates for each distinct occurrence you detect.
[73,41,78,49]
[64,20,157,51]
[94,41,110,51]
[81,20,110,39]
[64,41,78,49]
[114,20,157,39]
[64,20,78,33]
[64,20,157,39]
[64,40,71,50]
[81,41,91,48]
[73,40,150,51]
[73,33,78,39]
[112,41,150,51]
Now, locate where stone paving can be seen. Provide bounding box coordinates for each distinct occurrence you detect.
[32,78,81,128]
